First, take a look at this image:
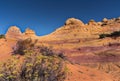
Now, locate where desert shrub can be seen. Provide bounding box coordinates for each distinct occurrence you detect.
[39,46,55,56]
[20,50,66,81]
[99,31,120,39]
[58,53,66,60]
[110,31,120,37]
[0,38,67,81]
[0,57,20,81]
[13,38,38,55]
[38,46,66,59]
[0,50,67,81]
[101,23,107,26]
[0,34,5,39]
[13,38,66,59]
[99,34,110,39]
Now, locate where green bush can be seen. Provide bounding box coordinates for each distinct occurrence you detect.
[99,31,120,39]
[99,34,110,39]
[0,34,5,39]
[13,38,38,55]
[110,31,120,37]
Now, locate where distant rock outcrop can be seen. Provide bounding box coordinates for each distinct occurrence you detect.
[102,18,108,22]
[6,26,38,40]
[65,18,84,26]
[24,28,36,36]
[39,17,120,45]
[5,17,120,41]
[45,18,102,40]
[88,19,98,26]
[6,26,22,39]
[23,28,38,39]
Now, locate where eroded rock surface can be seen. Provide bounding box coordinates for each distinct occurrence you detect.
[6,26,22,39]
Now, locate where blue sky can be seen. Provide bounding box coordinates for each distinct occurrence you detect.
[0,0,120,36]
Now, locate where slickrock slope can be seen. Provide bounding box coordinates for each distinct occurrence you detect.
[38,17,120,81]
[39,17,120,49]
[65,63,114,81]
[39,17,120,41]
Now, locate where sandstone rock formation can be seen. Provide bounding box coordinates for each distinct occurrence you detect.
[23,28,36,37]
[40,17,120,42]
[38,17,120,81]
[65,18,84,26]
[102,18,108,22]
[2,17,120,81]
[6,26,22,40]
[22,28,39,39]
[6,26,38,40]
[88,19,98,26]
[5,17,120,41]
[39,18,103,41]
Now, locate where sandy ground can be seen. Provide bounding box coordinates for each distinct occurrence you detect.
[0,39,16,62]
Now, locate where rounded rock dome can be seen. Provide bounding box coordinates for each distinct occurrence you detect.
[65,18,84,26]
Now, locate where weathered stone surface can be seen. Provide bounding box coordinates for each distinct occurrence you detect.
[5,17,120,41]
[65,18,84,26]
[47,18,102,40]
[22,28,38,39]
[6,26,38,40]
[102,18,108,22]
[38,17,120,81]
[88,19,98,26]
[24,28,36,36]
[6,26,22,39]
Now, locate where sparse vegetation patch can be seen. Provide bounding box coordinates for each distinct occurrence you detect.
[0,38,67,81]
